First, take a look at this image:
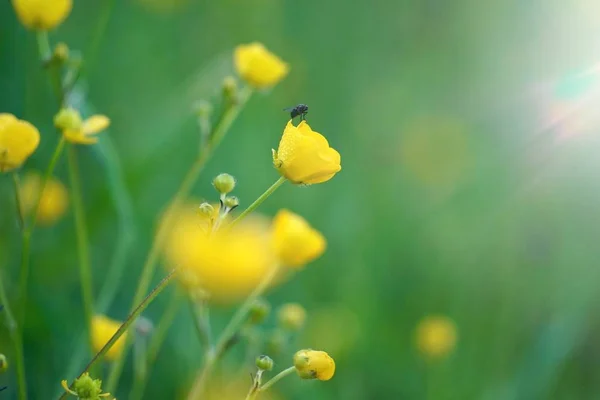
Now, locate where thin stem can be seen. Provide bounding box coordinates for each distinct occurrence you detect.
[0,272,27,400]
[186,265,281,400]
[58,269,177,400]
[244,370,263,400]
[104,88,254,393]
[230,177,287,228]
[86,0,116,74]
[67,145,95,359]
[187,295,212,350]
[36,31,63,104]
[11,172,24,230]
[258,367,296,393]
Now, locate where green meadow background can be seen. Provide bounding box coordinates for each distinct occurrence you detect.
[3,0,600,399]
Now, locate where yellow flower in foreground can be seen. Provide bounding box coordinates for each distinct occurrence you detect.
[12,0,72,30]
[0,114,40,173]
[272,209,326,267]
[234,42,289,89]
[20,172,69,226]
[273,120,341,185]
[293,349,335,381]
[415,315,457,359]
[163,204,276,303]
[91,315,127,361]
[55,108,110,145]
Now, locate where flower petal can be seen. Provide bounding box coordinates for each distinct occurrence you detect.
[83,115,110,135]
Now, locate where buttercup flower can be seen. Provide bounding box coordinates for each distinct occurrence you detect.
[0,114,40,173]
[163,203,277,303]
[91,315,127,361]
[272,209,326,267]
[20,172,69,226]
[293,349,335,381]
[273,120,341,185]
[415,315,458,359]
[12,0,72,31]
[278,303,306,331]
[234,42,289,89]
[55,108,110,145]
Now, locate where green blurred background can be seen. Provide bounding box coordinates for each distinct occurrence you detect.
[3,0,600,399]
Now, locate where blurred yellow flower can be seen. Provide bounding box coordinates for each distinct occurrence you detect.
[273,120,341,185]
[163,203,277,303]
[234,42,289,89]
[55,108,110,145]
[0,113,40,173]
[91,315,127,361]
[293,349,335,381]
[278,303,306,331]
[415,315,457,359]
[12,0,72,30]
[272,209,326,268]
[19,172,69,226]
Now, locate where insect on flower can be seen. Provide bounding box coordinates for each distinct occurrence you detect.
[284,104,309,121]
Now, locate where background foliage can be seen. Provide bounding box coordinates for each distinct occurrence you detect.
[3,0,600,399]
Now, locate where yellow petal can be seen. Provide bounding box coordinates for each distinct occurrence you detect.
[83,115,110,135]
[234,42,289,89]
[0,113,17,128]
[0,118,40,172]
[272,209,326,267]
[91,315,127,361]
[12,0,72,30]
[63,129,98,145]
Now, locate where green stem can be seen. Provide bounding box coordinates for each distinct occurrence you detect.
[258,366,296,393]
[128,290,182,400]
[104,88,254,393]
[58,269,177,400]
[186,265,281,400]
[86,0,116,74]
[0,272,27,400]
[187,295,212,351]
[244,370,263,400]
[11,172,24,230]
[67,145,95,359]
[230,177,287,228]
[36,31,63,105]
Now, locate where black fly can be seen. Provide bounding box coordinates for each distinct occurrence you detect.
[283,104,309,121]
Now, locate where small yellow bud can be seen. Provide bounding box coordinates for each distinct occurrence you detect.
[278,303,306,331]
[213,173,236,195]
[222,76,238,102]
[234,43,289,89]
[53,42,70,63]
[293,349,335,381]
[0,354,7,373]
[198,202,215,217]
[223,196,239,210]
[54,107,82,131]
[248,298,271,324]
[255,355,274,371]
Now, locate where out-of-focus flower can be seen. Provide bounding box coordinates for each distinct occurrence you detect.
[0,114,40,173]
[19,172,69,226]
[91,315,127,361]
[273,120,341,185]
[277,303,307,331]
[234,42,289,89]
[12,0,72,30]
[163,203,277,303]
[302,305,360,357]
[272,209,326,268]
[415,315,458,359]
[0,354,7,373]
[293,349,335,381]
[61,372,113,399]
[54,108,110,145]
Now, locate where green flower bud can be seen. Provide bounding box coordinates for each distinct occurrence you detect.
[278,303,307,331]
[54,107,82,131]
[255,355,274,371]
[0,354,7,373]
[248,298,271,324]
[223,196,239,210]
[53,42,70,63]
[222,76,238,103]
[213,173,236,195]
[61,372,112,399]
[198,202,215,217]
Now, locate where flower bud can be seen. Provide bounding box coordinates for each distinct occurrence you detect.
[54,107,82,131]
[248,298,271,324]
[223,196,239,210]
[278,303,306,331]
[293,349,335,381]
[53,42,70,63]
[255,355,274,371]
[222,76,238,103]
[213,173,236,195]
[0,354,7,373]
[62,372,111,399]
[198,202,215,217]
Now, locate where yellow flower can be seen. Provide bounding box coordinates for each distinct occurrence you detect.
[19,172,69,226]
[273,120,341,185]
[277,303,306,331]
[234,42,289,89]
[0,114,40,173]
[415,315,458,359]
[91,315,127,361]
[272,209,326,267]
[12,0,72,31]
[163,203,277,303]
[293,349,335,381]
[55,108,110,145]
